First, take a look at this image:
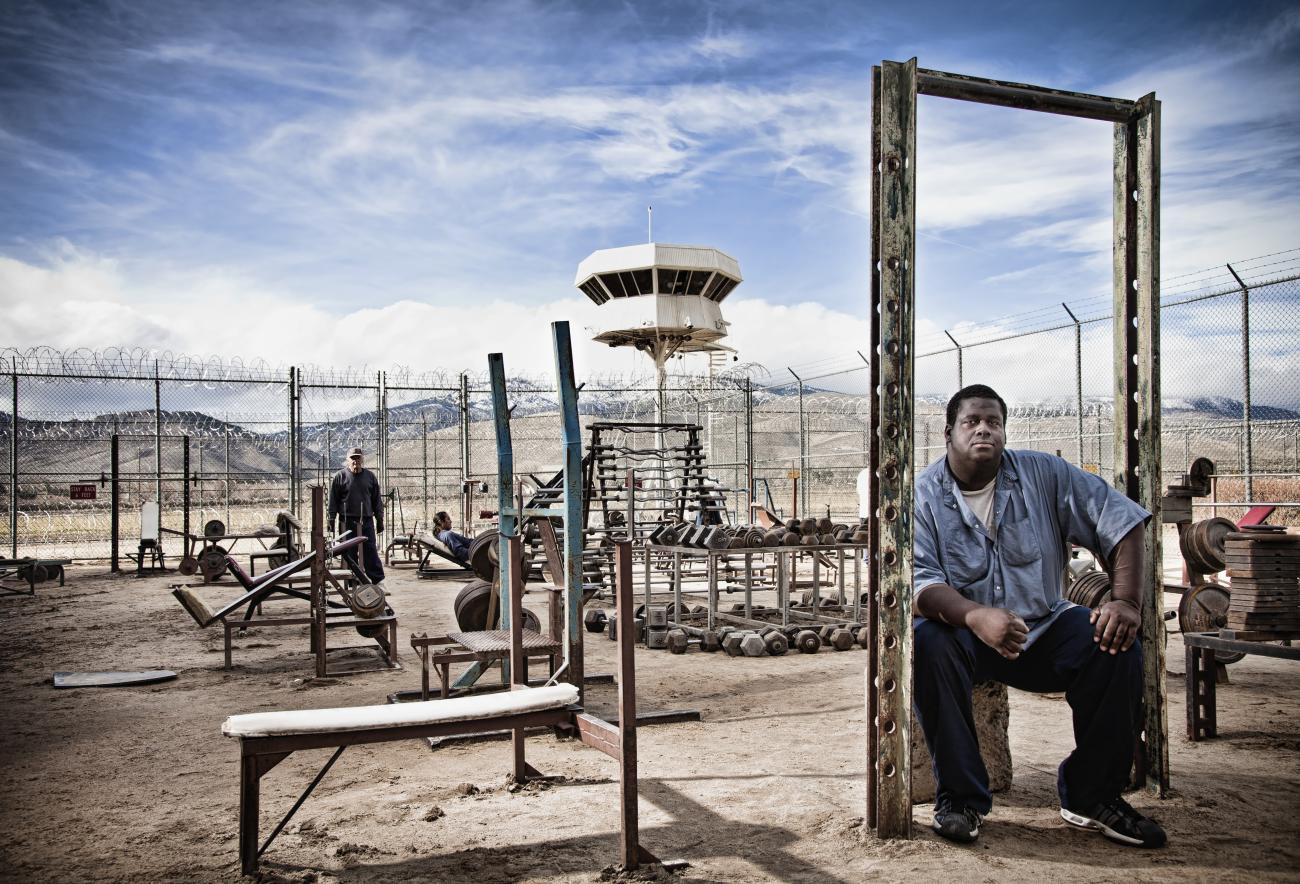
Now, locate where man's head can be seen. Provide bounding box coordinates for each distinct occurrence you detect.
[944,384,1007,470]
[435,510,451,530]
[346,447,364,474]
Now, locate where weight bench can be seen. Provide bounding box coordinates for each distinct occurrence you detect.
[224,683,580,875]
[0,558,71,596]
[413,530,473,577]
[221,535,672,876]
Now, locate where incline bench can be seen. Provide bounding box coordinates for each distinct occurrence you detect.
[221,536,670,876]
[412,530,473,577]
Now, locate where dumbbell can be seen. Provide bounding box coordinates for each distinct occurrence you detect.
[795,630,822,654]
[700,629,721,652]
[666,629,689,654]
[829,628,855,651]
[855,626,871,649]
[584,609,608,633]
[740,633,767,657]
[721,632,746,657]
[764,631,789,656]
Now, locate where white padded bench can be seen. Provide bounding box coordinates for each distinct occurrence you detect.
[223,684,578,738]
[224,684,580,874]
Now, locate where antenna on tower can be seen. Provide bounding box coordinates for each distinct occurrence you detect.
[647,205,653,243]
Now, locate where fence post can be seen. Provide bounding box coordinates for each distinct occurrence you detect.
[288,367,297,517]
[9,362,16,559]
[377,371,388,519]
[944,330,963,390]
[182,435,191,540]
[745,377,754,512]
[154,360,162,506]
[789,368,806,514]
[110,433,120,571]
[224,426,231,528]
[1226,263,1252,502]
[422,412,430,529]
[1063,303,1085,466]
[459,372,470,531]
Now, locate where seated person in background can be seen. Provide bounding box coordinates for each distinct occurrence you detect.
[435,511,472,563]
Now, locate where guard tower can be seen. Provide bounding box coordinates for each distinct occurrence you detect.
[575,242,742,398]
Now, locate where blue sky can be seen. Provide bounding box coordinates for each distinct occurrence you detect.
[2,0,1298,391]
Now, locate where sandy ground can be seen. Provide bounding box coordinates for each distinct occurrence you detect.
[1,557,1298,884]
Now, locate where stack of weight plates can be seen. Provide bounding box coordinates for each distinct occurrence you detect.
[1224,526,1300,636]
[1065,570,1112,609]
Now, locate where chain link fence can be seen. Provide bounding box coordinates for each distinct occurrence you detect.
[3,268,1297,561]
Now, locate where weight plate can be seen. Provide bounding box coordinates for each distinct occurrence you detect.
[1187,457,1215,498]
[1178,583,1243,663]
[199,545,229,580]
[178,556,198,576]
[203,519,226,539]
[453,579,498,631]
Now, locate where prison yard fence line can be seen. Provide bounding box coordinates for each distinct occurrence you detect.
[2,270,1297,561]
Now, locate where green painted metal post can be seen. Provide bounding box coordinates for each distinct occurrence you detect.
[552,321,586,702]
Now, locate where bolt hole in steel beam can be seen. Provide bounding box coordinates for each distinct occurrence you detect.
[865,57,1166,841]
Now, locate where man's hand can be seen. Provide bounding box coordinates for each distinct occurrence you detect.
[1091,599,1140,654]
[375,518,384,534]
[965,606,1029,660]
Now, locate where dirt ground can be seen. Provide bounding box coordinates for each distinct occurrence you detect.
[1,553,1298,884]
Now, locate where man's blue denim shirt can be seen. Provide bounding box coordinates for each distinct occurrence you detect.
[913,449,1150,648]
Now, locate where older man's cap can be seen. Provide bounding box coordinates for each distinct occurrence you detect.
[346,447,364,459]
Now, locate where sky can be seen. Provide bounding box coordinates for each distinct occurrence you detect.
[2,0,1298,399]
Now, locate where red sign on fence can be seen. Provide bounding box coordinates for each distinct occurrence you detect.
[70,484,97,500]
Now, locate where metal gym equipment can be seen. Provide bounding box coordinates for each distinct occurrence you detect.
[866,59,1165,839]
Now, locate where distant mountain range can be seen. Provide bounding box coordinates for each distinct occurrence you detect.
[3,388,1295,445]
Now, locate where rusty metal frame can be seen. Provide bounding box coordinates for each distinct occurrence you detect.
[867,59,1166,839]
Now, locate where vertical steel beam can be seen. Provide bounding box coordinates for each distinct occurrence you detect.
[864,63,883,831]
[872,56,917,839]
[1113,96,1168,795]
[553,321,586,702]
[488,355,515,637]
[613,539,642,869]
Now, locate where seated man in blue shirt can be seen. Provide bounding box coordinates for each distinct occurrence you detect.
[912,384,1165,849]
[434,511,472,564]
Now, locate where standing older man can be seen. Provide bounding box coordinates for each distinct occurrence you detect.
[912,384,1165,848]
[328,447,385,584]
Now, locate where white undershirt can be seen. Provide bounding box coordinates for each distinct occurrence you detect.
[960,476,997,535]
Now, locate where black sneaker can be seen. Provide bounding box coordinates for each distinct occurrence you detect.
[932,799,982,843]
[1060,796,1166,848]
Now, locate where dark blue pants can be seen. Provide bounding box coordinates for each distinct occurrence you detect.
[913,605,1142,815]
[342,517,385,584]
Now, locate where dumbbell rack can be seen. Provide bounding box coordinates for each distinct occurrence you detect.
[584,422,737,539]
[597,543,872,657]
